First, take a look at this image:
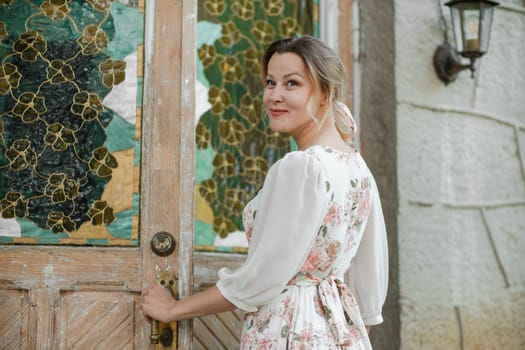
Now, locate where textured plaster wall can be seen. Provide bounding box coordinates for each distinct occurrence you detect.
[359,1,400,349]
[395,0,525,349]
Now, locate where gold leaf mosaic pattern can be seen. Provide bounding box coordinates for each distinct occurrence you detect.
[194,0,317,250]
[0,0,144,245]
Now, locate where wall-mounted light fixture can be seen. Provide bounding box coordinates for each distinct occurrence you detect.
[433,0,499,84]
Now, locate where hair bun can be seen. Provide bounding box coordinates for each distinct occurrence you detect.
[334,102,357,143]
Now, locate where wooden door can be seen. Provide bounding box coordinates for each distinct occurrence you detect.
[0,1,195,349]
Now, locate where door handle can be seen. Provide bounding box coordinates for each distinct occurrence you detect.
[150,272,178,347]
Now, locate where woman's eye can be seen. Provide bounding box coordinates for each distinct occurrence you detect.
[286,80,298,87]
[265,79,275,87]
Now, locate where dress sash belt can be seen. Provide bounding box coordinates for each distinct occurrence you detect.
[287,273,368,347]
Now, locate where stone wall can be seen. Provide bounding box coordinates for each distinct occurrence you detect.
[395,0,525,349]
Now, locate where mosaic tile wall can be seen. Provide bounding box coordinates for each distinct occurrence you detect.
[0,0,144,245]
[194,0,318,252]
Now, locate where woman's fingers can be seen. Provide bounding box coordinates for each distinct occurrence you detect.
[140,284,176,323]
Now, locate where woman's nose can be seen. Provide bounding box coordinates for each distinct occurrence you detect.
[269,86,284,102]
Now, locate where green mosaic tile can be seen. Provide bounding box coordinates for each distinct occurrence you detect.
[0,236,13,243]
[195,146,216,184]
[105,112,135,152]
[106,3,144,59]
[194,219,215,246]
[86,238,109,245]
[107,208,133,239]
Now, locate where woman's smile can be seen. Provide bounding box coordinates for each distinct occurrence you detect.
[268,108,288,117]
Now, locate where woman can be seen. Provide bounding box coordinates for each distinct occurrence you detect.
[142,36,388,349]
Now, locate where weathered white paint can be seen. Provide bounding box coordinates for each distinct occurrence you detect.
[351,0,361,148]
[320,0,340,51]
[144,0,155,83]
[395,0,525,348]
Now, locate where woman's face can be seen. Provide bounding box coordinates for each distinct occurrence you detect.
[263,52,324,135]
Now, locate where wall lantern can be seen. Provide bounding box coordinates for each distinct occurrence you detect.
[433,0,499,84]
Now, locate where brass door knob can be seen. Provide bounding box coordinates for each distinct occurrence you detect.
[150,231,176,257]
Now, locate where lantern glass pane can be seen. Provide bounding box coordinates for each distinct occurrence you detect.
[462,9,481,52]
[479,5,496,53]
[450,7,464,52]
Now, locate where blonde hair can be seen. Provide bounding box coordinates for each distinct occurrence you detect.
[261,36,356,141]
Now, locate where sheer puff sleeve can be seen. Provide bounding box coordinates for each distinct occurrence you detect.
[347,178,389,325]
[216,151,329,312]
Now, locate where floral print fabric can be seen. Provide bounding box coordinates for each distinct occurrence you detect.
[217,145,388,349]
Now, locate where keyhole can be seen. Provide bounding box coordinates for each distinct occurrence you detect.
[150,231,176,257]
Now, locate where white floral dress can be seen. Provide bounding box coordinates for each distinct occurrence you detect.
[216,145,388,350]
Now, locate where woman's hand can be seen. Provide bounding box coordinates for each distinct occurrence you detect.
[141,285,236,323]
[141,284,177,324]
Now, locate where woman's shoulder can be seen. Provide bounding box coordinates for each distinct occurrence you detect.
[302,145,374,183]
[268,149,325,179]
[305,144,358,157]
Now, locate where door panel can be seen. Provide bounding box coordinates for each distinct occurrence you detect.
[0,289,28,349]
[0,248,143,348]
[193,310,244,350]
[58,291,138,349]
[192,252,244,348]
[0,0,196,349]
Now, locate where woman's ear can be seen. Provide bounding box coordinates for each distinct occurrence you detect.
[321,93,328,107]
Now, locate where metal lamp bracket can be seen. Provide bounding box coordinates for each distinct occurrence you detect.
[433,42,475,84]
